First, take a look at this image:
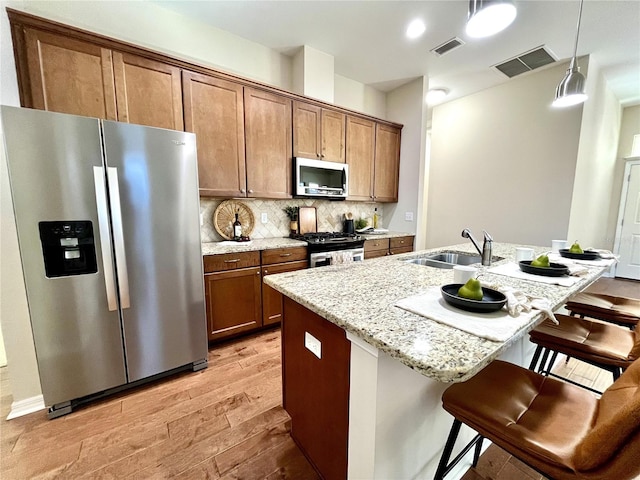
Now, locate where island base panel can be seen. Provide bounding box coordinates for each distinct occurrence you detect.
[282,297,351,480]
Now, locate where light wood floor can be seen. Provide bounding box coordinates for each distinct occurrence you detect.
[1,277,637,479]
[0,328,319,479]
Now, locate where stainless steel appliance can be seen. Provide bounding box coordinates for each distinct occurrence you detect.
[292,232,365,267]
[294,157,348,199]
[1,106,208,418]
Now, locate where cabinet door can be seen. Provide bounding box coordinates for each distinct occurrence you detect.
[23,28,117,119]
[205,266,262,341]
[321,110,346,163]
[293,101,321,159]
[374,124,401,202]
[244,87,292,199]
[183,71,246,197]
[346,116,375,201]
[262,260,308,326]
[113,52,183,130]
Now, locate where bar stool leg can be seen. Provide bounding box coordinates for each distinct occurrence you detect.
[434,419,462,480]
[538,348,551,374]
[547,351,559,373]
[472,436,484,467]
[528,346,543,370]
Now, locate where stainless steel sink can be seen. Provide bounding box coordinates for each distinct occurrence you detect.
[404,251,488,269]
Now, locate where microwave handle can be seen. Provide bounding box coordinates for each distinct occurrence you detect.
[342,167,347,188]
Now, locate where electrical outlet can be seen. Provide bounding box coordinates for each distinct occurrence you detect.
[304,332,321,359]
[261,213,268,224]
[405,212,414,221]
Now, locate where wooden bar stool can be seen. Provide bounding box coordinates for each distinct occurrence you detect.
[528,314,639,393]
[566,292,640,329]
[434,359,640,480]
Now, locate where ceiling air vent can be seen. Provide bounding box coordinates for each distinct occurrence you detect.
[493,46,556,78]
[431,37,465,56]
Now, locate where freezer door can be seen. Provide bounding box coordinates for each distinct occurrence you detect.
[1,106,127,406]
[101,121,207,382]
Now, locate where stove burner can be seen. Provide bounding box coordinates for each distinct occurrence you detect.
[292,232,362,243]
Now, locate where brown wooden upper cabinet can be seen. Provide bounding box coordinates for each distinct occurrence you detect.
[183,71,246,197]
[22,28,117,120]
[373,124,401,202]
[293,101,346,163]
[112,52,183,130]
[347,117,401,202]
[18,27,182,131]
[244,87,292,199]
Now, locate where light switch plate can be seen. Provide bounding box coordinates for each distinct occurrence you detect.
[261,213,268,224]
[304,332,321,359]
[405,212,414,221]
[199,212,204,226]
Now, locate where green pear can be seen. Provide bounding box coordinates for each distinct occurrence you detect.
[569,241,584,254]
[457,278,483,301]
[530,254,550,267]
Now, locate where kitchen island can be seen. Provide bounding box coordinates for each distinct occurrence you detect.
[264,243,613,480]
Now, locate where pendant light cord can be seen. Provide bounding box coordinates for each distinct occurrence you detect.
[570,0,584,69]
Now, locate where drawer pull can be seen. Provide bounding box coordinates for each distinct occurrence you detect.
[280,253,292,257]
[224,259,241,263]
[256,270,261,275]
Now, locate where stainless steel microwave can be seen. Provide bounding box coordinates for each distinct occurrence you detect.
[294,157,348,199]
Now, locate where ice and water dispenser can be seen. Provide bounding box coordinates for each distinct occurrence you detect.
[38,221,98,277]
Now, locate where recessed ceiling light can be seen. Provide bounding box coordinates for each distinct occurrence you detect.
[406,19,426,39]
[426,88,449,104]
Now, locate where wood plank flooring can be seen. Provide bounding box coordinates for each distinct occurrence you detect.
[0,328,320,480]
[1,277,637,479]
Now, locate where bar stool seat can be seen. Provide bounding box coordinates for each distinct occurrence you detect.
[435,359,640,480]
[530,313,639,369]
[566,292,640,329]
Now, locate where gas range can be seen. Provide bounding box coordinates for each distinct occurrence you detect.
[292,232,364,251]
[292,232,365,267]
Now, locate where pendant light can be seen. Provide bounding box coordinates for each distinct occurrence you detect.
[553,0,588,108]
[466,0,517,38]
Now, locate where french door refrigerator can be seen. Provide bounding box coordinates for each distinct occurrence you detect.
[1,106,208,418]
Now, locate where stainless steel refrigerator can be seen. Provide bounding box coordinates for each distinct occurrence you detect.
[1,106,208,418]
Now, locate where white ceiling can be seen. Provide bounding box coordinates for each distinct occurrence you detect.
[154,0,640,106]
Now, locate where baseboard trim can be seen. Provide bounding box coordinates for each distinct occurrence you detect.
[7,394,45,420]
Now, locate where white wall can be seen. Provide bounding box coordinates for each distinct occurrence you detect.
[427,61,585,248]
[334,74,387,119]
[617,105,640,158]
[567,58,623,250]
[383,78,429,243]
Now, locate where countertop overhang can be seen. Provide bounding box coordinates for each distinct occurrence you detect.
[264,243,611,383]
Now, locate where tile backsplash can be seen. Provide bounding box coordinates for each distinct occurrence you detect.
[200,198,382,242]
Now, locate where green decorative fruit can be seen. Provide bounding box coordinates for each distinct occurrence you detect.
[531,254,550,268]
[569,241,584,254]
[458,278,483,301]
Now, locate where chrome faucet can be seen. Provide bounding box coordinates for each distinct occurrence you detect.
[461,228,493,266]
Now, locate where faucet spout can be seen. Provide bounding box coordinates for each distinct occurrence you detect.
[461,228,482,256]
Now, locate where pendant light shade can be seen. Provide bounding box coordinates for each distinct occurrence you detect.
[466,0,517,38]
[553,0,588,108]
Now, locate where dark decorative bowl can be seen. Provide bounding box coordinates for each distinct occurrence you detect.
[519,260,569,277]
[559,249,601,260]
[441,284,507,313]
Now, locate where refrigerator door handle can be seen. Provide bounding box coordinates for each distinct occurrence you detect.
[93,167,118,311]
[107,167,131,309]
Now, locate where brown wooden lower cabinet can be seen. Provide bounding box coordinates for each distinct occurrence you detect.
[262,260,308,326]
[282,297,350,480]
[204,251,262,341]
[390,235,415,255]
[364,235,415,259]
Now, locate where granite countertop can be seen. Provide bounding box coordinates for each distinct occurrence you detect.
[264,242,611,383]
[359,231,415,240]
[202,237,307,255]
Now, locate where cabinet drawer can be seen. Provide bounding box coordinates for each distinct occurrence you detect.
[390,236,414,249]
[364,238,390,252]
[389,246,413,256]
[262,259,308,276]
[261,246,307,265]
[204,251,260,273]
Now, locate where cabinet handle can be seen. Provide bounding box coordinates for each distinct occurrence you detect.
[240,188,246,193]
[224,259,240,263]
[257,270,261,275]
[264,269,269,274]
[280,253,292,257]
[370,195,374,199]
[400,240,405,244]
[248,189,254,194]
